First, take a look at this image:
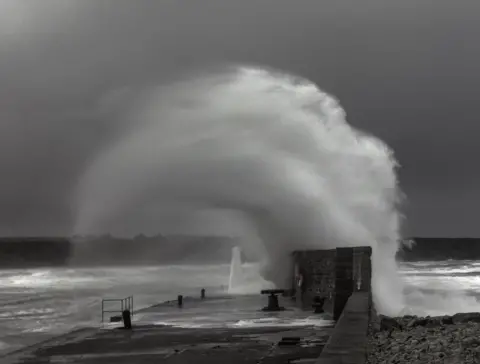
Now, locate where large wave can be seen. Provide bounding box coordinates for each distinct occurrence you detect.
[74,66,405,315]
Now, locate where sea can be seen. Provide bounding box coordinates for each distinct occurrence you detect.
[0,259,479,354]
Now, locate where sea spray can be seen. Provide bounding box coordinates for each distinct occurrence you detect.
[228,246,244,293]
[74,66,405,315]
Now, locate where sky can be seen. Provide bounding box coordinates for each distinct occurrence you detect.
[0,0,479,237]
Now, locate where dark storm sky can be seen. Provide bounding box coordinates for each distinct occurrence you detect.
[0,0,479,237]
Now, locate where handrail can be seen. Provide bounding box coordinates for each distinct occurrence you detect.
[101,296,134,323]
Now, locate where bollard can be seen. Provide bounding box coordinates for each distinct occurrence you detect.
[312,296,325,314]
[177,295,183,307]
[122,309,132,330]
[267,293,280,310]
[201,288,206,299]
[261,289,285,311]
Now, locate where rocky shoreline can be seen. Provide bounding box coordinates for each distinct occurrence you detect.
[367,312,480,363]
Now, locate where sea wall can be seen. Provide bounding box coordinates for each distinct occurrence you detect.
[317,292,371,364]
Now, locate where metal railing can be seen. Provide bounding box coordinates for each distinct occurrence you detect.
[101,296,134,323]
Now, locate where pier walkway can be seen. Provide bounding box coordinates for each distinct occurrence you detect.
[3,294,334,364]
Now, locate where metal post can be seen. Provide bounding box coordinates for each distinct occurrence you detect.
[122,309,132,330]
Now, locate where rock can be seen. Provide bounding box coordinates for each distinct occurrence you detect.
[425,319,442,328]
[406,318,416,328]
[379,315,402,331]
[390,345,400,353]
[453,312,480,324]
[367,312,480,364]
[406,317,431,329]
[461,336,480,348]
[441,316,454,325]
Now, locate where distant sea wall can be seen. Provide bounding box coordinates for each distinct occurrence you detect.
[0,237,71,268]
[1,236,478,269]
[397,238,480,261]
[0,236,237,268]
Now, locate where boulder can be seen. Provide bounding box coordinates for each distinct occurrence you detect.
[404,315,454,329]
[379,315,402,331]
[441,316,454,325]
[408,317,428,327]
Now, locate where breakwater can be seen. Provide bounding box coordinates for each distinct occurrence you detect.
[367,313,480,363]
[0,236,237,268]
[2,236,480,268]
[397,237,480,261]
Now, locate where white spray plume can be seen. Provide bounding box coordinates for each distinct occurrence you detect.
[74,66,405,315]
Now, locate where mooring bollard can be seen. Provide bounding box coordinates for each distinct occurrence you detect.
[177,295,183,307]
[312,296,326,314]
[261,289,286,311]
[201,288,206,299]
[122,309,132,330]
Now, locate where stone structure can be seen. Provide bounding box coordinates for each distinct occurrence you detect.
[291,246,372,319]
[293,246,373,363]
[292,249,336,310]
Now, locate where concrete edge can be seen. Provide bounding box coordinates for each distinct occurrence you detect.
[316,292,371,364]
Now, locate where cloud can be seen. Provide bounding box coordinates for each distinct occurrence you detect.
[1,0,480,236]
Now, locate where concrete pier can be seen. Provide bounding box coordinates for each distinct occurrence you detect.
[3,296,333,364]
[3,246,373,364]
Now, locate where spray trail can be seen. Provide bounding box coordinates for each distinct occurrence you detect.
[228,247,244,294]
[74,66,405,315]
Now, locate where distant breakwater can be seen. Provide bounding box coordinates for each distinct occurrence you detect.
[0,236,239,268]
[396,238,480,262]
[1,237,480,269]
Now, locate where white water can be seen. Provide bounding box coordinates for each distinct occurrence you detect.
[74,66,403,315]
[227,247,274,294]
[228,246,244,293]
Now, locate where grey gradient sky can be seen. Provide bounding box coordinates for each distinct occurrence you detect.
[0,0,479,237]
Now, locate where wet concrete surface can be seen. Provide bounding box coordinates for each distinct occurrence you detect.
[4,324,333,364]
